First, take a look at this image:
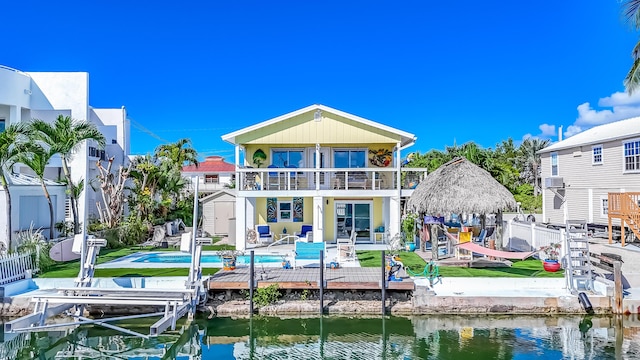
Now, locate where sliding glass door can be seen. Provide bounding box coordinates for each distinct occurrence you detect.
[335,201,372,243]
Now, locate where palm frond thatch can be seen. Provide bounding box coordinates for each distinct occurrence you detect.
[408,157,516,215]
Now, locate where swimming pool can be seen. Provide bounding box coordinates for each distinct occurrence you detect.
[133,253,284,265]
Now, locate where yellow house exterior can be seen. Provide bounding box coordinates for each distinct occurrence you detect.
[222,104,423,250]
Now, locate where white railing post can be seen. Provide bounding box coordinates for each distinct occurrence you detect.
[560,228,567,259]
[508,219,513,250]
[530,222,536,252]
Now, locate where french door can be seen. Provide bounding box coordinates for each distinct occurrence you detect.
[335,201,372,243]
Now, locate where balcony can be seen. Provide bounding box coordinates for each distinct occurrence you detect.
[236,167,427,196]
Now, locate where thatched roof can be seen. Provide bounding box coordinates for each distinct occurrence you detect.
[407,157,516,215]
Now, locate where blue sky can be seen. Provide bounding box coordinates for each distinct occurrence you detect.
[4,1,640,160]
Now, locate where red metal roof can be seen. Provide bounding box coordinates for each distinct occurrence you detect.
[182,156,235,172]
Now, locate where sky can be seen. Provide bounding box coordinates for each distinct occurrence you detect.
[4,1,640,161]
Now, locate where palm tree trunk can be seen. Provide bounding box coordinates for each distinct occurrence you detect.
[41,182,54,240]
[1,175,12,251]
[61,156,80,234]
[533,163,538,197]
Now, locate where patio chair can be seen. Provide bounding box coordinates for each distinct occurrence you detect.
[455,231,473,260]
[139,226,167,248]
[296,225,313,242]
[256,225,274,244]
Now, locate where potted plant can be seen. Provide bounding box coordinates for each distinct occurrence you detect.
[219,250,242,271]
[539,242,562,272]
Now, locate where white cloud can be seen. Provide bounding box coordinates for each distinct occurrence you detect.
[528,90,640,140]
[598,91,640,107]
[564,125,583,137]
[538,123,556,137]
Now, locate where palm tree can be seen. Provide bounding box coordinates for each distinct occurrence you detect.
[155,138,199,170]
[11,144,56,240]
[623,0,640,93]
[30,115,105,234]
[519,138,550,196]
[0,123,30,250]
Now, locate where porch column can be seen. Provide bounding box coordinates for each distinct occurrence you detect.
[389,197,401,239]
[235,197,246,251]
[313,196,324,242]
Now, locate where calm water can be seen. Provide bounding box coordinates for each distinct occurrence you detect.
[2,314,639,359]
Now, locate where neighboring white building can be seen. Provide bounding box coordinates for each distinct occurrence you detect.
[538,117,640,228]
[0,65,130,245]
[182,156,235,195]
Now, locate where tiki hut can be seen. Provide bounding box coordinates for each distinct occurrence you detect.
[407,157,516,259]
[408,157,516,215]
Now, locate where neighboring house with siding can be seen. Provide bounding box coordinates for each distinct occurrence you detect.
[538,117,640,233]
[221,104,425,250]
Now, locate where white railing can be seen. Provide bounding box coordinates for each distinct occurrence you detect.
[0,252,35,285]
[507,220,565,258]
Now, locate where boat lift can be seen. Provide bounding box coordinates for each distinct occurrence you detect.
[4,177,211,338]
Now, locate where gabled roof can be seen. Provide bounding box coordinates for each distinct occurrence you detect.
[539,116,640,153]
[182,156,235,173]
[200,189,236,202]
[221,104,416,147]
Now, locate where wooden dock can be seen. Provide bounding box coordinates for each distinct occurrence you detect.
[207,267,414,291]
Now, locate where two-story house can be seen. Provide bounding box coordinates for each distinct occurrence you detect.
[539,116,640,240]
[182,155,235,195]
[0,65,130,244]
[222,104,423,250]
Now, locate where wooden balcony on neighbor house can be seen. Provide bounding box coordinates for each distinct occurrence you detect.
[607,192,640,246]
[236,167,427,195]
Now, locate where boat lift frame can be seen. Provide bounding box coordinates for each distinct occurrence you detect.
[4,177,210,338]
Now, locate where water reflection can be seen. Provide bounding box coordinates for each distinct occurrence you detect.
[2,315,640,359]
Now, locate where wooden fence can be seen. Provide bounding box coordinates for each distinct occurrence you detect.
[0,252,35,285]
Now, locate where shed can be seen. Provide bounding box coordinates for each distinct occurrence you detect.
[200,190,236,236]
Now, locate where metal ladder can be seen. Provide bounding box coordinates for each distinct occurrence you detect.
[565,220,593,294]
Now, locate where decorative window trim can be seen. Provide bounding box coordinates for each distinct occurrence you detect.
[592,144,603,165]
[277,200,293,222]
[550,152,558,176]
[599,196,609,218]
[623,138,640,173]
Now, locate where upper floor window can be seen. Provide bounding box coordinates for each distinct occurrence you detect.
[88,146,107,161]
[204,174,219,184]
[592,145,603,165]
[272,149,304,168]
[550,152,558,176]
[624,139,640,172]
[334,149,366,168]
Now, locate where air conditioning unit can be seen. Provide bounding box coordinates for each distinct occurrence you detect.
[545,177,564,188]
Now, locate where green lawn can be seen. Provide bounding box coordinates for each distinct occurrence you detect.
[39,245,228,278]
[356,250,564,278]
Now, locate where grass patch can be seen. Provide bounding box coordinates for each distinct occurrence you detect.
[356,250,564,278]
[39,246,224,278]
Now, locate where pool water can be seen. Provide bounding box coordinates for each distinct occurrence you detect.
[133,253,284,264]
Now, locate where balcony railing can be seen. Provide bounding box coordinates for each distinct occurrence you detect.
[236,167,427,192]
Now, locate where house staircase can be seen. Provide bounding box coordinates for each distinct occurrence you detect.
[607,192,640,246]
[564,220,593,294]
